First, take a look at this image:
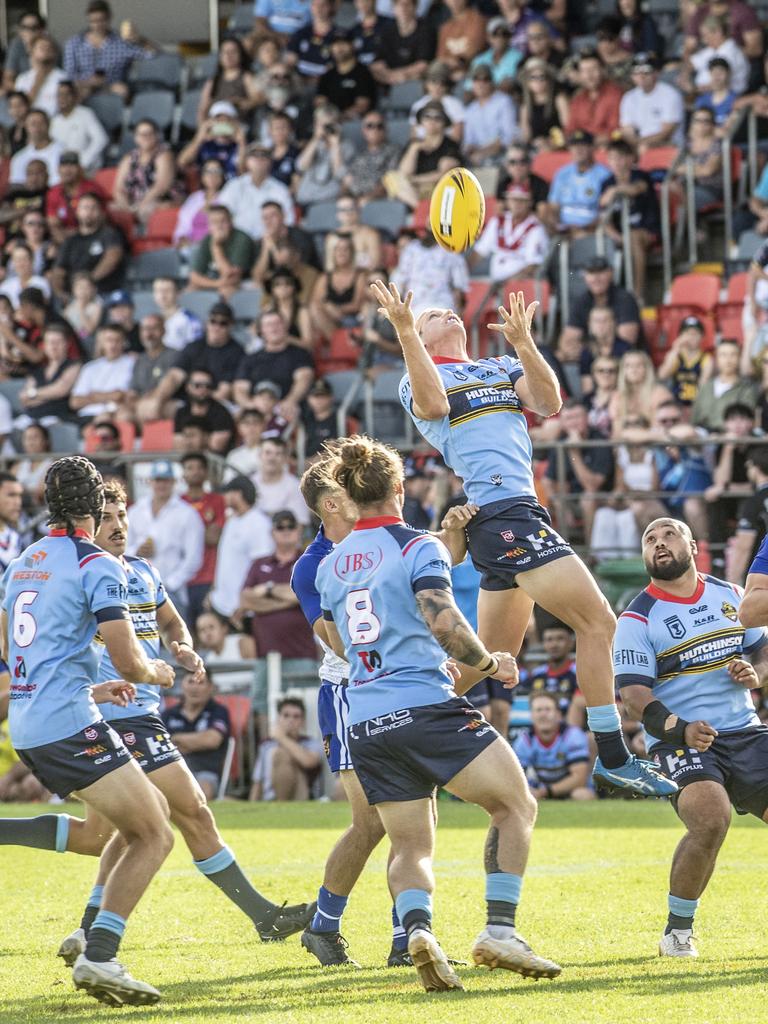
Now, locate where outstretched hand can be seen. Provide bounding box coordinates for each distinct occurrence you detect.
[369,279,416,335]
[487,290,538,349]
[170,640,205,683]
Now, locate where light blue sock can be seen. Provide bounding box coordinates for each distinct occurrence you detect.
[311,885,348,932]
[667,893,699,931]
[395,888,432,936]
[586,704,622,733]
[87,884,104,908]
[486,872,522,928]
[391,904,407,951]
[194,845,235,875]
[91,909,126,938]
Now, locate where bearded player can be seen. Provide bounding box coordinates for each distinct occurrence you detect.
[371,280,675,797]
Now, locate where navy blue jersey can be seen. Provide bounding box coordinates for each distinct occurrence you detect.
[317,515,456,724]
[2,528,129,748]
[160,698,231,776]
[518,659,579,713]
[291,527,348,685]
[614,574,767,745]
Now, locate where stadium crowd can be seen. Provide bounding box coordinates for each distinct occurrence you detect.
[1,0,768,802]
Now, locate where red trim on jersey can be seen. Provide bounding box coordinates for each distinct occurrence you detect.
[49,527,91,538]
[546,659,576,677]
[620,611,648,623]
[354,515,403,530]
[79,551,107,567]
[432,355,466,364]
[646,573,705,605]
[402,534,430,556]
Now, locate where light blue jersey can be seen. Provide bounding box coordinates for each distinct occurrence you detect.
[514,722,590,785]
[614,574,767,745]
[316,515,456,725]
[95,554,167,720]
[548,161,611,228]
[2,528,129,749]
[399,355,536,508]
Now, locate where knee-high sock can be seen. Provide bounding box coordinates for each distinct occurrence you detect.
[194,846,277,928]
[0,814,70,851]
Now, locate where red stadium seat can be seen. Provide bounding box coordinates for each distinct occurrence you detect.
[108,206,135,245]
[637,147,679,174]
[93,166,118,200]
[215,694,253,784]
[141,419,174,451]
[132,206,180,254]
[530,150,571,184]
[83,420,136,453]
[725,271,749,303]
[412,198,431,233]
[315,328,361,375]
[655,272,721,356]
[669,272,721,311]
[501,277,551,315]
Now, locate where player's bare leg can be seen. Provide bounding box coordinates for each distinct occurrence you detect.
[444,737,561,979]
[303,768,385,967]
[660,781,731,958]
[376,797,462,992]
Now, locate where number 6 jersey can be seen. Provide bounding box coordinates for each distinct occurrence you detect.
[1,527,130,749]
[316,515,457,726]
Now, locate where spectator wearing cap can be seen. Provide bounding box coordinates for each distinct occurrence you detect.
[69,321,135,419]
[44,151,104,245]
[240,511,318,718]
[52,191,127,299]
[496,143,548,214]
[50,80,108,175]
[518,59,569,152]
[233,309,314,420]
[695,57,737,126]
[565,51,622,149]
[253,0,312,40]
[685,15,749,96]
[151,277,204,353]
[249,380,291,439]
[410,61,466,143]
[437,0,487,81]
[471,183,549,283]
[252,200,317,289]
[180,451,227,625]
[620,53,685,152]
[392,228,469,314]
[295,104,356,208]
[127,312,177,425]
[302,377,340,457]
[466,18,523,93]
[544,131,611,235]
[63,0,157,100]
[253,438,309,523]
[10,108,62,187]
[371,0,436,87]
[178,101,247,182]
[317,28,377,117]
[341,111,401,202]
[561,255,641,349]
[104,288,141,352]
[218,143,295,240]
[155,301,244,407]
[391,100,462,208]
[599,138,659,304]
[682,0,763,64]
[127,458,205,621]
[285,0,336,78]
[15,35,67,119]
[657,316,713,407]
[462,65,518,165]
[209,475,275,620]
[188,204,255,298]
[173,367,236,454]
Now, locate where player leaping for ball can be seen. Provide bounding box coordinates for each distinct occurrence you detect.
[616,518,768,958]
[371,280,676,798]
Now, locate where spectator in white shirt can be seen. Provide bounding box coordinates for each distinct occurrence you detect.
[217,143,295,240]
[195,609,255,691]
[126,459,205,621]
[0,243,51,307]
[392,230,469,315]
[50,79,108,173]
[69,323,135,419]
[151,276,204,351]
[10,108,62,185]
[225,409,265,479]
[462,64,518,165]
[410,60,466,142]
[14,35,67,119]
[619,52,685,153]
[471,183,549,283]
[689,16,749,96]
[208,475,275,619]
[252,436,309,523]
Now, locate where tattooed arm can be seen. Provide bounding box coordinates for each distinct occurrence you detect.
[415,587,518,692]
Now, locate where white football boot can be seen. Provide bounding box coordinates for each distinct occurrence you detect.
[407,928,464,992]
[659,929,699,958]
[472,928,562,978]
[57,927,86,967]
[72,954,161,1006]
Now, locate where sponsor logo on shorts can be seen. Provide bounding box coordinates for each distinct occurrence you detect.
[497,547,527,561]
[147,733,175,758]
[360,709,413,737]
[94,755,112,765]
[501,530,515,542]
[661,748,703,777]
[84,727,98,741]
[74,744,108,759]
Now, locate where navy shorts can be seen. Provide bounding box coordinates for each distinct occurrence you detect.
[348,697,499,804]
[107,714,182,774]
[317,680,353,773]
[17,719,131,799]
[650,726,768,818]
[467,498,574,591]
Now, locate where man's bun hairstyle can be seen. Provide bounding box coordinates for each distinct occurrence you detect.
[44,456,105,533]
[334,435,402,506]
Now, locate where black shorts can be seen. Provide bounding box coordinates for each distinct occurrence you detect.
[107,714,182,774]
[17,720,131,799]
[650,726,768,819]
[464,679,514,709]
[348,697,499,804]
[466,498,574,591]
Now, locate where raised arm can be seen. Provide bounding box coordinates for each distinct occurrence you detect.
[488,291,561,417]
[369,279,449,420]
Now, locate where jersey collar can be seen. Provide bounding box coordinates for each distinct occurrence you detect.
[646,573,706,605]
[48,527,91,539]
[432,355,466,365]
[354,515,403,530]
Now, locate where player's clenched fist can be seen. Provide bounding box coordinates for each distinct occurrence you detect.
[489,652,519,688]
[684,720,718,752]
[148,659,176,689]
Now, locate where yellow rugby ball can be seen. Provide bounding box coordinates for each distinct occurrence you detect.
[429,167,486,253]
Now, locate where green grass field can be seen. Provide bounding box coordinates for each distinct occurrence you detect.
[0,799,763,1024]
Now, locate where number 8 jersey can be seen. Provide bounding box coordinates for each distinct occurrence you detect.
[1,527,130,749]
[316,514,457,726]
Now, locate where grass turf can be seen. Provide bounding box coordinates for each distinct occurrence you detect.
[0,798,763,1024]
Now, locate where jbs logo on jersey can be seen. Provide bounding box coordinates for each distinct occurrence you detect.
[333,546,383,584]
[664,615,686,640]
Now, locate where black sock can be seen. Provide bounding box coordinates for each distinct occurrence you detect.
[80,904,100,934]
[665,912,694,934]
[402,909,431,936]
[0,814,65,850]
[594,730,630,769]
[201,860,278,929]
[487,899,516,928]
[85,928,121,963]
